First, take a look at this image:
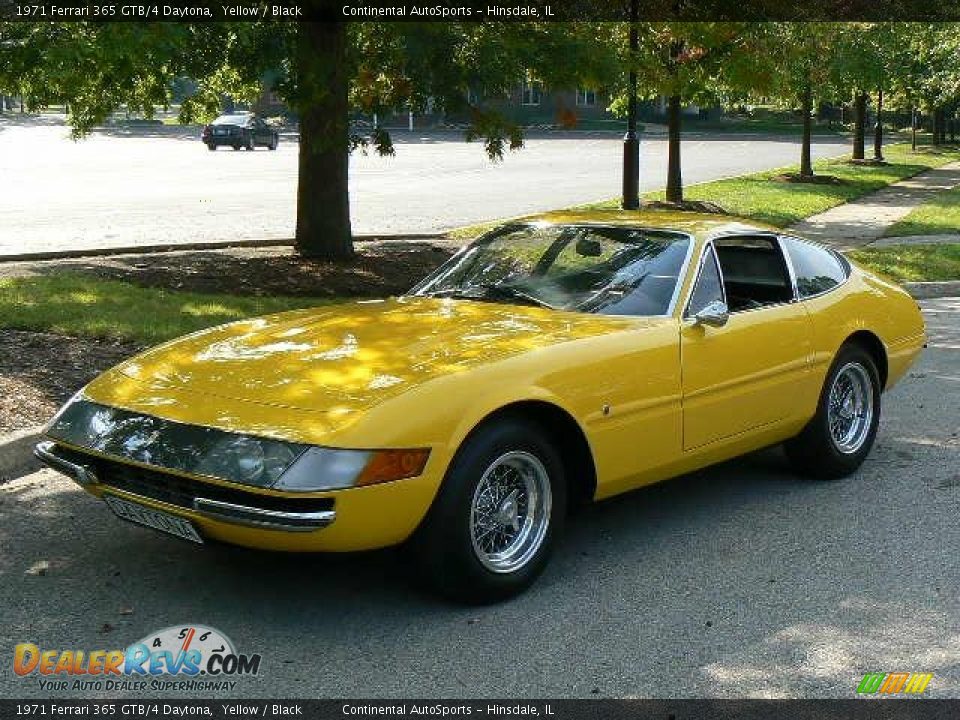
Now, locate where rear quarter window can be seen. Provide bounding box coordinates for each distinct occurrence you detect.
[782,237,849,298]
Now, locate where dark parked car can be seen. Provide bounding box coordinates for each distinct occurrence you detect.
[201,113,279,151]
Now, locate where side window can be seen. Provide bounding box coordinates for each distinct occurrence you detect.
[714,235,793,311]
[686,245,724,318]
[782,237,848,298]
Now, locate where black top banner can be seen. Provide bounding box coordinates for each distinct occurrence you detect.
[2,0,960,21]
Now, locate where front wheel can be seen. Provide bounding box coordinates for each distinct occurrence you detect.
[411,418,565,604]
[785,344,881,479]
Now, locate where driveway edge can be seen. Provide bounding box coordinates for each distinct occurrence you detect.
[0,426,43,483]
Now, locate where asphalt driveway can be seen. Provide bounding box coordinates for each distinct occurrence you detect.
[0,299,957,700]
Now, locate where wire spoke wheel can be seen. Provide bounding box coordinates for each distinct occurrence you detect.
[469,451,552,574]
[827,362,874,454]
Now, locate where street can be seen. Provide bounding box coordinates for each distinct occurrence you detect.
[0,117,851,256]
[1,298,957,700]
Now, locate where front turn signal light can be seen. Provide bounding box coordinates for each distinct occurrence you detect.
[356,449,431,487]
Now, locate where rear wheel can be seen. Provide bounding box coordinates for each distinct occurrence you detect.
[785,344,881,479]
[411,418,565,604]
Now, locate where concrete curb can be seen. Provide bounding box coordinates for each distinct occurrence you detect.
[0,233,448,263]
[0,426,43,483]
[904,281,960,300]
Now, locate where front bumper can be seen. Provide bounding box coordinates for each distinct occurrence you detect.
[35,441,439,552]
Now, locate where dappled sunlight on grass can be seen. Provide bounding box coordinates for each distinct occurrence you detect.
[180,302,252,319]
[887,184,960,238]
[567,143,960,230]
[0,274,338,344]
[848,244,960,282]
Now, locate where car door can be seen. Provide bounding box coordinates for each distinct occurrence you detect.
[254,119,270,144]
[680,238,813,451]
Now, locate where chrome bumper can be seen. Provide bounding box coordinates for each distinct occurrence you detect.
[35,441,336,533]
[192,497,335,532]
[35,440,98,485]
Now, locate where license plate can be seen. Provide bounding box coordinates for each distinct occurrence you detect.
[215,128,226,135]
[104,495,203,544]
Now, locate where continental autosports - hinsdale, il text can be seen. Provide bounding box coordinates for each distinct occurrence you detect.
[343,705,548,716]
[342,4,548,17]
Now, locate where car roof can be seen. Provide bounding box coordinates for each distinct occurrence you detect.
[519,209,779,242]
[212,113,253,124]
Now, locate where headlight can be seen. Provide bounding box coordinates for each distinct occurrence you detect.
[196,436,302,488]
[45,398,430,491]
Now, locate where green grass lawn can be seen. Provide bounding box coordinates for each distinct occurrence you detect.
[611,143,960,227]
[449,143,960,241]
[847,243,960,282]
[886,184,960,237]
[0,274,335,344]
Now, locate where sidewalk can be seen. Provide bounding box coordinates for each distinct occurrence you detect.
[788,162,960,249]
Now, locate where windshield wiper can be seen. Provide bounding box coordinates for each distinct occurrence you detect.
[425,285,555,310]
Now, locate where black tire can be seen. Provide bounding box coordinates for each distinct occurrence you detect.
[410,417,566,604]
[206,143,216,152]
[232,144,240,151]
[245,137,254,151]
[785,343,882,479]
[269,136,278,150]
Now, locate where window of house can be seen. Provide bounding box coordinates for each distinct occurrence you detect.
[576,89,597,107]
[521,80,542,106]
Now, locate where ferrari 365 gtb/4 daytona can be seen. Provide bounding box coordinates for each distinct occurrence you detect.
[36,211,925,602]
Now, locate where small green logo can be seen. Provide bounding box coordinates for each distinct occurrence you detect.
[857,672,933,695]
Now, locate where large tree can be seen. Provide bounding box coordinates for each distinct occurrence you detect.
[1,17,614,259]
[609,22,770,203]
[765,23,842,177]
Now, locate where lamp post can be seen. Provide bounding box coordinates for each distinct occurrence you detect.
[621,0,640,210]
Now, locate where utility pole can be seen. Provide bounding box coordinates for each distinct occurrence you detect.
[873,86,884,161]
[621,0,640,210]
[911,107,917,152]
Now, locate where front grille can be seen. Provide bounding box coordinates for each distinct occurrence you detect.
[53,445,334,514]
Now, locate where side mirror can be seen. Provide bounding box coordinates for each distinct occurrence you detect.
[692,300,729,328]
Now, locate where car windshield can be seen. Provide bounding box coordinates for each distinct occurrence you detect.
[409,224,691,316]
[211,114,251,125]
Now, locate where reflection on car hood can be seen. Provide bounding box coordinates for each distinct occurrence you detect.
[89,297,641,416]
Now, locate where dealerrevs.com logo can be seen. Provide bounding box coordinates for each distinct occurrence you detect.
[13,624,261,693]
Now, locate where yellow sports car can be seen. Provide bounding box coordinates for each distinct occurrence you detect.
[36,211,925,602]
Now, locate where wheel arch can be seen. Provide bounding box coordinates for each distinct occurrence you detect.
[457,400,598,509]
[843,330,889,390]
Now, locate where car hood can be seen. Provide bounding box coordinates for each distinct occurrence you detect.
[93,297,642,417]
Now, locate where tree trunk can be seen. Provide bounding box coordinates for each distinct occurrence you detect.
[295,21,353,260]
[873,86,883,161]
[800,83,813,177]
[911,108,917,151]
[666,94,682,203]
[852,91,867,160]
[933,108,943,146]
